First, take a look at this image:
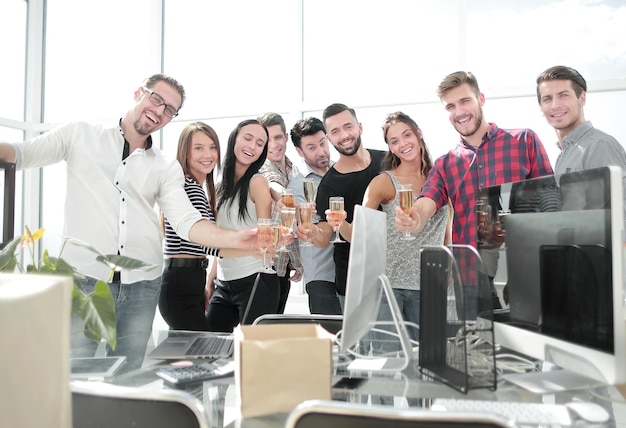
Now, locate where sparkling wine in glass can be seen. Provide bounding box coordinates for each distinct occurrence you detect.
[303,179,316,203]
[278,207,296,252]
[497,209,510,250]
[272,221,281,248]
[476,200,492,247]
[257,218,276,273]
[303,179,320,222]
[281,189,296,208]
[298,202,314,247]
[398,184,416,241]
[328,196,346,243]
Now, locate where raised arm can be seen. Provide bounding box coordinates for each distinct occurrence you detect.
[0,143,17,163]
[394,196,437,235]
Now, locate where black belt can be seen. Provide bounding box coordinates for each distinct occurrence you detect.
[165,258,209,269]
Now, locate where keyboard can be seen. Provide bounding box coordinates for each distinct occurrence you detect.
[431,398,573,426]
[156,359,236,388]
[185,336,233,358]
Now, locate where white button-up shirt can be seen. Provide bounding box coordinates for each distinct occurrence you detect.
[13,121,201,283]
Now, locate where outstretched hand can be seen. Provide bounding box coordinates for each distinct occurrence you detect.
[236,228,259,251]
[394,205,419,233]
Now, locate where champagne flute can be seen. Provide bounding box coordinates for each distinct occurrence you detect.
[303,179,316,203]
[297,202,314,247]
[278,207,296,252]
[257,218,276,273]
[328,196,346,243]
[497,209,510,250]
[476,200,492,247]
[271,221,281,249]
[303,178,320,222]
[398,184,416,241]
[281,189,296,208]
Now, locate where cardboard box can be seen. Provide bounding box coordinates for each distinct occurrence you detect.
[235,324,333,418]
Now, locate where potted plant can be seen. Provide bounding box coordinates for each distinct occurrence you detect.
[0,226,156,349]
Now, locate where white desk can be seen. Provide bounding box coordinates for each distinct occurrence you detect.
[74,330,626,428]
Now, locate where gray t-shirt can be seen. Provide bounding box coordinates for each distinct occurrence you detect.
[381,171,450,290]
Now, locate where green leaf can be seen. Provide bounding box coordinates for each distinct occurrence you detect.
[0,236,22,272]
[39,252,77,276]
[76,280,117,349]
[95,254,157,272]
[62,236,106,258]
[72,285,88,317]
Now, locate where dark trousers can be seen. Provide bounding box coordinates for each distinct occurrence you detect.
[158,265,210,331]
[277,268,291,314]
[207,272,280,332]
[306,280,342,315]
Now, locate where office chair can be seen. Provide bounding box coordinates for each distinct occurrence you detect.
[286,400,514,428]
[71,380,210,428]
[252,313,343,334]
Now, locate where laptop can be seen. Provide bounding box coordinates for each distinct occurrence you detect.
[147,333,234,360]
[148,272,264,360]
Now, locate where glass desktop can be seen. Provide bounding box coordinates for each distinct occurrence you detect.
[67,328,626,428]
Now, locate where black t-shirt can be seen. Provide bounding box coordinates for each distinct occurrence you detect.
[316,149,386,295]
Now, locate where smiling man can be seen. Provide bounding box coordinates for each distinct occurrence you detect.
[0,74,258,371]
[536,65,626,177]
[394,71,553,312]
[310,104,386,305]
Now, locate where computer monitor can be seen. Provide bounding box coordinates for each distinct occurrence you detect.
[477,166,626,392]
[339,205,416,371]
[0,273,73,427]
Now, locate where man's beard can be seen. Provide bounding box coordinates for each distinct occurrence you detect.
[334,135,362,156]
[455,109,483,138]
[133,112,156,136]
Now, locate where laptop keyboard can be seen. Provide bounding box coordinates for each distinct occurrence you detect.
[185,336,233,357]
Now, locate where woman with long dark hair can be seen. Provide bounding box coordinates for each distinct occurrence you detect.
[207,119,280,332]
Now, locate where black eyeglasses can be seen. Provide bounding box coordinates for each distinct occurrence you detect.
[142,87,179,118]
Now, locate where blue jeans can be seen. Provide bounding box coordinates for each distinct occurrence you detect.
[377,288,421,343]
[306,281,342,315]
[71,276,161,372]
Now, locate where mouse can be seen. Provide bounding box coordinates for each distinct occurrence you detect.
[565,401,610,424]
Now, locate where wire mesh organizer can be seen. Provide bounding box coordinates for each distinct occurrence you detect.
[418,245,497,393]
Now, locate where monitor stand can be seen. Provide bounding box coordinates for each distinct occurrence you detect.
[346,274,417,373]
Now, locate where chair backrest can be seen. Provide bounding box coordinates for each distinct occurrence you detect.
[286,400,514,428]
[252,314,343,334]
[71,380,210,428]
[0,273,73,428]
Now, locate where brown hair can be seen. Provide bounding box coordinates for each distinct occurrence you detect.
[436,71,480,99]
[159,122,221,236]
[536,65,587,104]
[381,111,432,177]
[177,122,221,215]
[143,73,186,109]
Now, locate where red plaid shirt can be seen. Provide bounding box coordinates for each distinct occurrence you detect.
[421,123,554,248]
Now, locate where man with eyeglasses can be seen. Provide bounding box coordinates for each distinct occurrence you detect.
[0,73,258,372]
